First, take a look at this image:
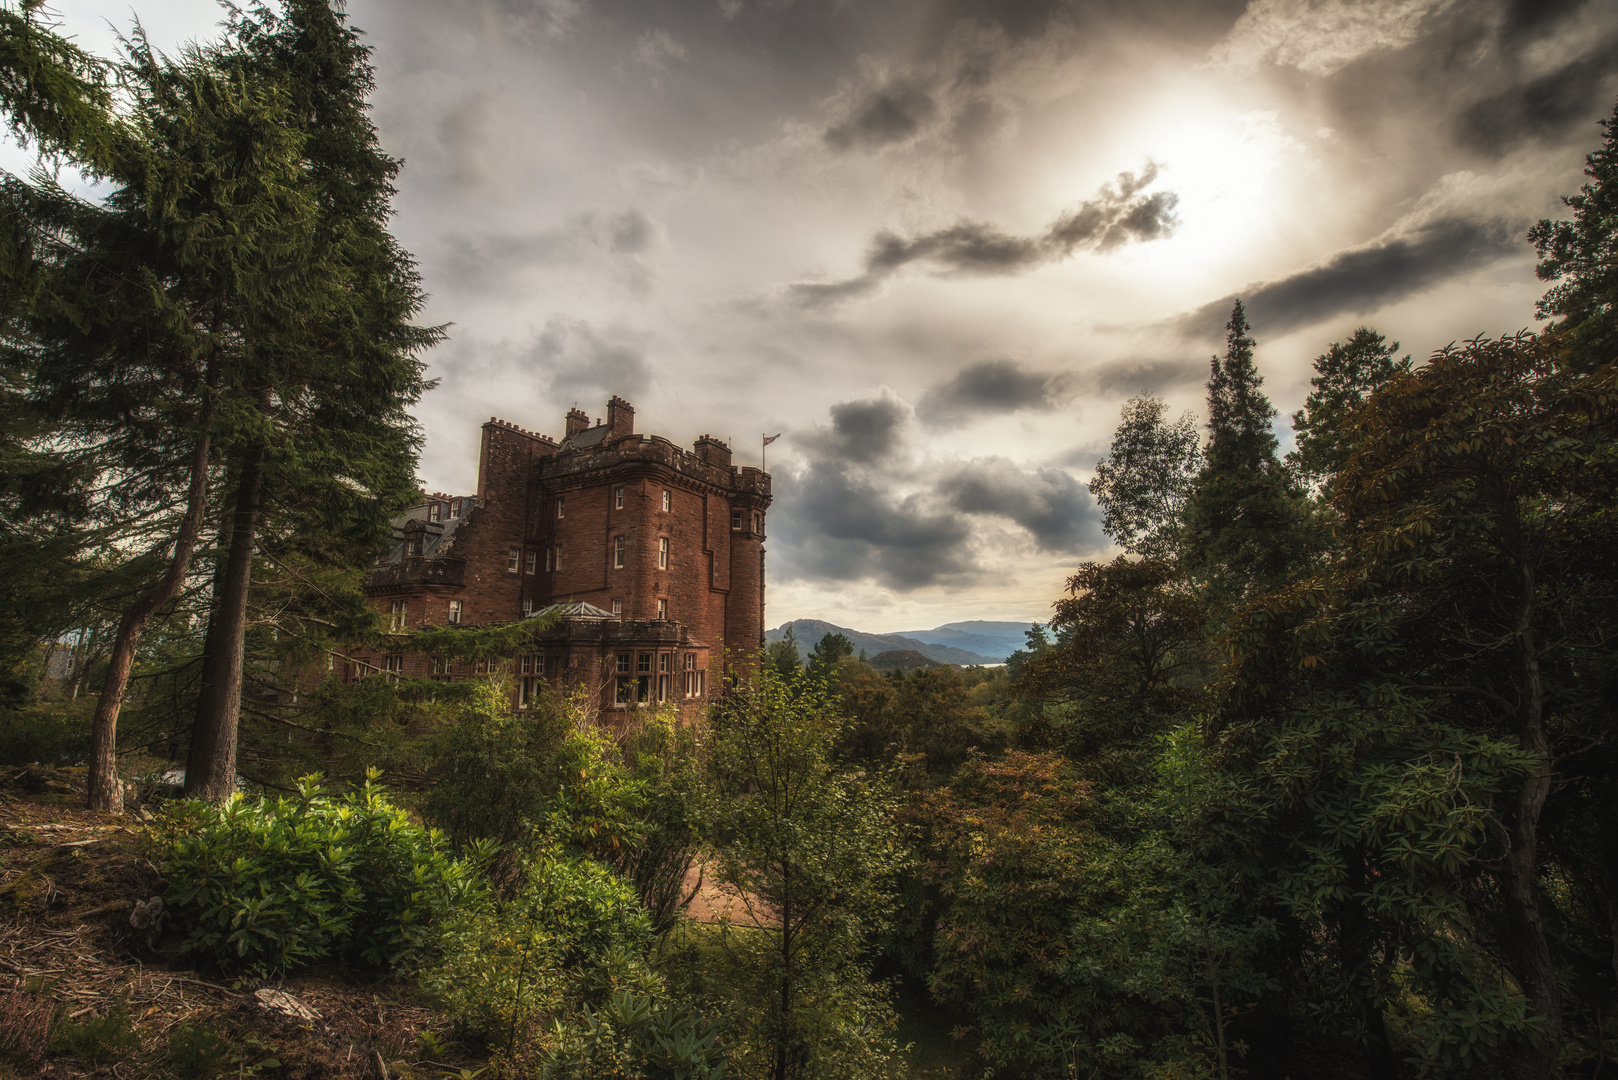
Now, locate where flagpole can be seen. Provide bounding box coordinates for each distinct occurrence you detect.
[762,433,767,474]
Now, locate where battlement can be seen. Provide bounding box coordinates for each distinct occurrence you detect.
[485,417,557,445]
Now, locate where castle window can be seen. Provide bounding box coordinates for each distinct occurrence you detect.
[612,598,623,619]
[431,657,443,676]
[522,598,533,616]
[615,486,624,509]
[545,546,553,573]
[520,677,539,708]
[615,677,633,706]
[382,654,404,676]
[659,652,672,673]
[428,503,440,522]
[661,489,671,512]
[526,550,537,575]
[731,509,742,530]
[657,598,667,620]
[449,499,461,519]
[638,652,652,674]
[616,653,631,674]
[658,537,669,570]
[554,543,562,570]
[448,599,462,624]
[753,512,762,534]
[614,535,625,569]
[684,653,695,671]
[389,600,407,632]
[406,536,422,557]
[556,496,566,519]
[658,674,669,702]
[507,546,520,573]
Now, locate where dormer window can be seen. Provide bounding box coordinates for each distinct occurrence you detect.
[449,499,461,519]
[406,536,422,557]
[428,503,440,522]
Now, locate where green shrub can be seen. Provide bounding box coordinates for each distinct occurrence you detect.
[0,706,91,767]
[425,848,656,1043]
[540,990,727,1080]
[157,771,482,974]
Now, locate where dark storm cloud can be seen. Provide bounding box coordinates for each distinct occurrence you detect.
[824,82,938,151]
[1174,214,1524,341]
[789,164,1178,309]
[771,463,979,590]
[1088,356,1205,394]
[804,392,913,464]
[937,458,1103,552]
[531,318,653,399]
[917,359,1069,427]
[1456,50,1618,156]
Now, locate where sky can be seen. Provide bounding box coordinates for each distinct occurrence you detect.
[12,0,1618,632]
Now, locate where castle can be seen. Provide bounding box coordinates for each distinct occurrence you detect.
[346,397,772,721]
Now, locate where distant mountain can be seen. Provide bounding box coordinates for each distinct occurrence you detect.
[764,619,1010,667]
[891,621,1039,663]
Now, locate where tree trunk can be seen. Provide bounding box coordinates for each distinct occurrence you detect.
[86,426,213,813]
[1340,855,1400,1078]
[185,441,265,800]
[1500,557,1562,1080]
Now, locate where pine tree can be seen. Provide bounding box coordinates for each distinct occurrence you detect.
[1288,327,1412,491]
[1182,300,1307,600]
[184,1,439,799]
[1530,97,1618,373]
[15,28,326,811]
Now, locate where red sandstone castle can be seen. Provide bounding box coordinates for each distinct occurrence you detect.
[347,397,771,721]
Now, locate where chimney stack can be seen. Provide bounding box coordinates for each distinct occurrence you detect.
[565,408,589,437]
[607,396,635,439]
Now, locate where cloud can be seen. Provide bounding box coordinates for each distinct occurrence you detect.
[635,29,688,69]
[1456,49,1618,154]
[1209,0,1456,76]
[824,82,939,151]
[439,208,659,290]
[938,458,1104,552]
[530,319,654,400]
[1087,356,1207,394]
[917,359,1069,427]
[771,462,979,590]
[1173,213,1523,340]
[787,163,1178,308]
[804,391,913,465]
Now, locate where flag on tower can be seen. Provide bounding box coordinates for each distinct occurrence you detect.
[763,433,781,445]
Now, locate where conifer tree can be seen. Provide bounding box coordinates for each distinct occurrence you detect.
[1287,327,1412,491]
[1530,97,1618,373]
[185,1,439,798]
[1182,300,1307,600]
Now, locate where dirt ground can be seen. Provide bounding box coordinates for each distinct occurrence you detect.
[0,766,479,1080]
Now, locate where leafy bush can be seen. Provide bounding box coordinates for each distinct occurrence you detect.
[0,706,91,767]
[540,990,727,1080]
[156,771,481,974]
[425,848,656,1044]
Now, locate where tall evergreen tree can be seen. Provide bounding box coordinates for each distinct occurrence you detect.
[15,29,325,811]
[1182,300,1307,600]
[1530,97,1618,373]
[1287,327,1412,492]
[184,0,439,799]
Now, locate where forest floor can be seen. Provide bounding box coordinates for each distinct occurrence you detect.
[0,765,482,1080]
